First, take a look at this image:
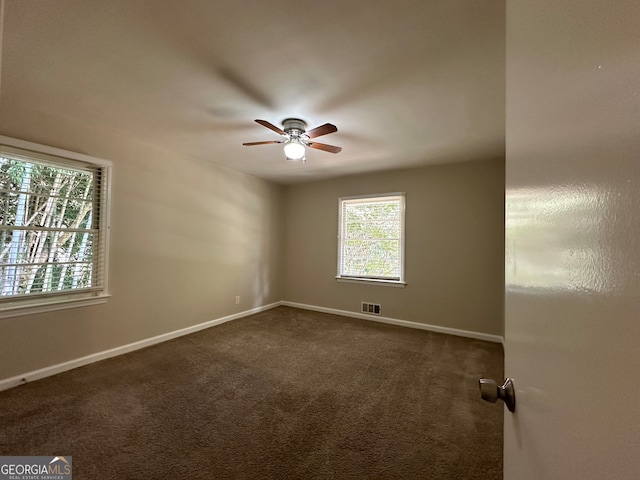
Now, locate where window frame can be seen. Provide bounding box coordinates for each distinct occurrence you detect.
[0,135,112,319]
[336,192,406,287]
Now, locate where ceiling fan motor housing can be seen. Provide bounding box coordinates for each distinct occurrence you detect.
[282,118,308,136]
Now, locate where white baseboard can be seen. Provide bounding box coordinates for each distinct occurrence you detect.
[281,301,504,344]
[0,300,503,392]
[0,302,282,392]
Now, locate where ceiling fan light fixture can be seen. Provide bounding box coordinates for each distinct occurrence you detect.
[243,118,341,160]
[284,140,305,160]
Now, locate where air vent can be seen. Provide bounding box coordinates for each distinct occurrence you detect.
[361,302,381,315]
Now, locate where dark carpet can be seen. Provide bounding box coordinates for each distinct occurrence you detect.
[0,306,504,479]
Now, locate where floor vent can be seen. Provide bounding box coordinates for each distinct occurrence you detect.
[361,302,381,315]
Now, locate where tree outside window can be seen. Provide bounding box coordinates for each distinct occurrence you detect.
[0,138,110,316]
[338,193,405,284]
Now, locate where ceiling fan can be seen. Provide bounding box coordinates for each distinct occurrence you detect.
[243,118,342,162]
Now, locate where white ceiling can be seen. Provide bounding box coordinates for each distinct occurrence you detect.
[0,0,505,184]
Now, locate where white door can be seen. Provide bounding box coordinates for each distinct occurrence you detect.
[504,1,640,478]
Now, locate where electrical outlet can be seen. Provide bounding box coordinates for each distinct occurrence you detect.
[235,296,240,305]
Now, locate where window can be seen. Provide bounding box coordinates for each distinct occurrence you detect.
[0,136,111,317]
[337,193,406,285]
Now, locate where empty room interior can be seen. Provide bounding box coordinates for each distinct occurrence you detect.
[1,0,507,477]
[8,0,639,478]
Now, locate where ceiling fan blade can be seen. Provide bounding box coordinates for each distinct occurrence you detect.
[306,123,338,139]
[308,141,342,154]
[242,140,283,146]
[255,119,286,136]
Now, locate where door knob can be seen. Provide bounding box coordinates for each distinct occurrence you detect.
[479,378,516,412]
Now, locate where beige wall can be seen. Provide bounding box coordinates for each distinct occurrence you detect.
[0,107,284,380]
[283,159,505,336]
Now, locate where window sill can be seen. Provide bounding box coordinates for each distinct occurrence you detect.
[336,277,406,288]
[0,294,110,320]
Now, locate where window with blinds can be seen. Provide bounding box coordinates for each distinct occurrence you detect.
[0,137,111,315]
[337,193,406,284]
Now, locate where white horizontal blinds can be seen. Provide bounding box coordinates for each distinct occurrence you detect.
[0,151,105,299]
[340,195,403,280]
[91,166,107,291]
